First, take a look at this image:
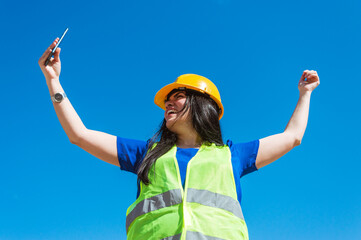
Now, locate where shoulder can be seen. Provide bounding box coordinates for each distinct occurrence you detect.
[226,139,260,176]
[117,137,149,148]
[226,139,260,154]
[116,137,149,173]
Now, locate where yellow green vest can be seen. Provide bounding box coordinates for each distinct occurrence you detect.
[126,143,249,240]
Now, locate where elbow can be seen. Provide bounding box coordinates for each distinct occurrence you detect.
[69,133,83,145]
[294,138,302,147]
[69,129,88,145]
[294,136,302,147]
[69,136,79,145]
[285,131,302,147]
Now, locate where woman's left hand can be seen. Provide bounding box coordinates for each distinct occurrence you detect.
[298,70,320,94]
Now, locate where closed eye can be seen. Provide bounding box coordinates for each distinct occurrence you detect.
[176,94,185,99]
[165,91,186,103]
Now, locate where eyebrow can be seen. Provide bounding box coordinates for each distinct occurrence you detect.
[166,91,186,101]
[173,92,185,98]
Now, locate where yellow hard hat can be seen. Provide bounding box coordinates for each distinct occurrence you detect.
[154,74,224,119]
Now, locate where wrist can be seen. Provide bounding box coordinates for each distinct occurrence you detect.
[299,90,312,98]
[46,77,60,85]
[51,92,67,103]
[46,78,64,96]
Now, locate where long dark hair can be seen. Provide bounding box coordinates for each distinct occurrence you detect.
[137,89,224,185]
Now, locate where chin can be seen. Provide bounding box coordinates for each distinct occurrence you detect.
[165,121,174,130]
[165,120,179,133]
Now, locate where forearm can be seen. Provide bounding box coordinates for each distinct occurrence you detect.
[255,70,319,169]
[47,78,87,143]
[284,91,312,145]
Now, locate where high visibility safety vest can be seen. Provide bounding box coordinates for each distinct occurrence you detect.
[126,143,249,240]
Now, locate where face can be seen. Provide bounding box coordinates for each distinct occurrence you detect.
[164,91,191,130]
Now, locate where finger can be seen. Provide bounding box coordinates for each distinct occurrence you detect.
[39,38,60,66]
[306,71,319,83]
[307,76,319,83]
[38,48,52,66]
[299,71,307,83]
[53,47,61,62]
[49,37,59,48]
[40,38,59,60]
[306,69,312,75]
[41,38,58,59]
[305,70,319,82]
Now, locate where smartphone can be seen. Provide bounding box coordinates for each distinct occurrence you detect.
[45,28,69,66]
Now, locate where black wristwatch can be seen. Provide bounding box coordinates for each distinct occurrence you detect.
[51,92,67,103]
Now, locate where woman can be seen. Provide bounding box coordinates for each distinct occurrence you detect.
[39,38,320,240]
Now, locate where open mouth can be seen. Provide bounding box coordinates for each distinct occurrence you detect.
[167,109,178,116]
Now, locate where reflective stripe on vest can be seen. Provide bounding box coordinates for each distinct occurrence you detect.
[161,232,225,240]
[126,143,249,240]
[186,188,244,220]
[126,189,182,231]
[161,233,182,240]
[126,187,243,232]
[186,231,226,240]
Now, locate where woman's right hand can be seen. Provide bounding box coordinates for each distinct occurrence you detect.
[38,38,61,81]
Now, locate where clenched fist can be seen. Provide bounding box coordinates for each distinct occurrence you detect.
[298,70,320,94]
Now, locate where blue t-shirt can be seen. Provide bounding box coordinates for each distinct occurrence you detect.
[117,137,259,203]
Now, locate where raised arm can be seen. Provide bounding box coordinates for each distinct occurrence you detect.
[38,38,119,166]
[255,70,320,169]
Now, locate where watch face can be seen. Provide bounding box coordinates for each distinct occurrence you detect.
[54,93,63,102]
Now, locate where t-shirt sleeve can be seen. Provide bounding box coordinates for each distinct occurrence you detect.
[227,139,260,178]
[117,136,148,174]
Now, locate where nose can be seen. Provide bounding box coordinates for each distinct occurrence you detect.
[165,100,174,109]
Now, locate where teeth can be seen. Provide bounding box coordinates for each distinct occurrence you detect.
[168,110,177,115]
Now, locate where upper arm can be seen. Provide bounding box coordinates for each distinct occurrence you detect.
[255,132,298,169]
[75,129,119,166]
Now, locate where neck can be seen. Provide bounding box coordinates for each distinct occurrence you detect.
[176,129,202,148]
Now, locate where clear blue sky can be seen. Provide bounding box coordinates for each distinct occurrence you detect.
[1,0,360,239]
